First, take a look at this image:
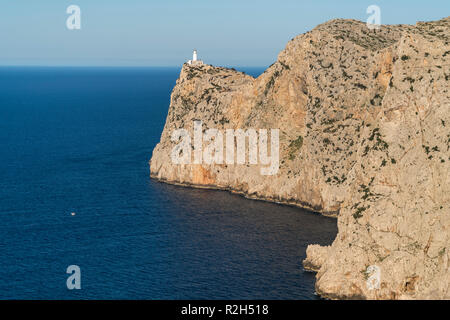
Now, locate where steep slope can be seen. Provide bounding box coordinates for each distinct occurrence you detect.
[305,17,450,299]
[150,17,450,299]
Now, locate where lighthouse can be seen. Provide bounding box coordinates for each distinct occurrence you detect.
[187,49,203,66]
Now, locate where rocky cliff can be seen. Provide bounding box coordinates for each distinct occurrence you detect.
[150,17,450,299]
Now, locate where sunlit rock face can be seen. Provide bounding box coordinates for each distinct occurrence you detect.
[150,17,450,299]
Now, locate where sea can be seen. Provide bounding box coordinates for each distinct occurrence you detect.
[0,66,337,299]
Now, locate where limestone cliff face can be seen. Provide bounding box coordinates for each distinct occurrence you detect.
[150,17,450,299]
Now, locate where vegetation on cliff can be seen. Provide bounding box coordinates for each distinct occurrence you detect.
[151,17,450,299]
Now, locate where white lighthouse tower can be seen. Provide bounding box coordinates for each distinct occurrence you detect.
[187,49,203,66]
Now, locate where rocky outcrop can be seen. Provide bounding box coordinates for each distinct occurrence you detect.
[303,245,331,272]
[150,17,450,299]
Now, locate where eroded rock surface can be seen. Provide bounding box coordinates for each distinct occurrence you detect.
[150,17,450,299]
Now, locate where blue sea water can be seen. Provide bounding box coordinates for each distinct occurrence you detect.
[0,66,337,299]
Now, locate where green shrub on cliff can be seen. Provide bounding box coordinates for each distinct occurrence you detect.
[288,136,303,160]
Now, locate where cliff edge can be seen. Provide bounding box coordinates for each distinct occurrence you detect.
[150,17,450,299]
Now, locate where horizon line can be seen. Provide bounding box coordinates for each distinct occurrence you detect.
[0,64,268,68]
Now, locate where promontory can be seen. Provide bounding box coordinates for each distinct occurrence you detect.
[150,17,450,299]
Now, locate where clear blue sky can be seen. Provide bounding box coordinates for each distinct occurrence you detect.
[0,0,448,67]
